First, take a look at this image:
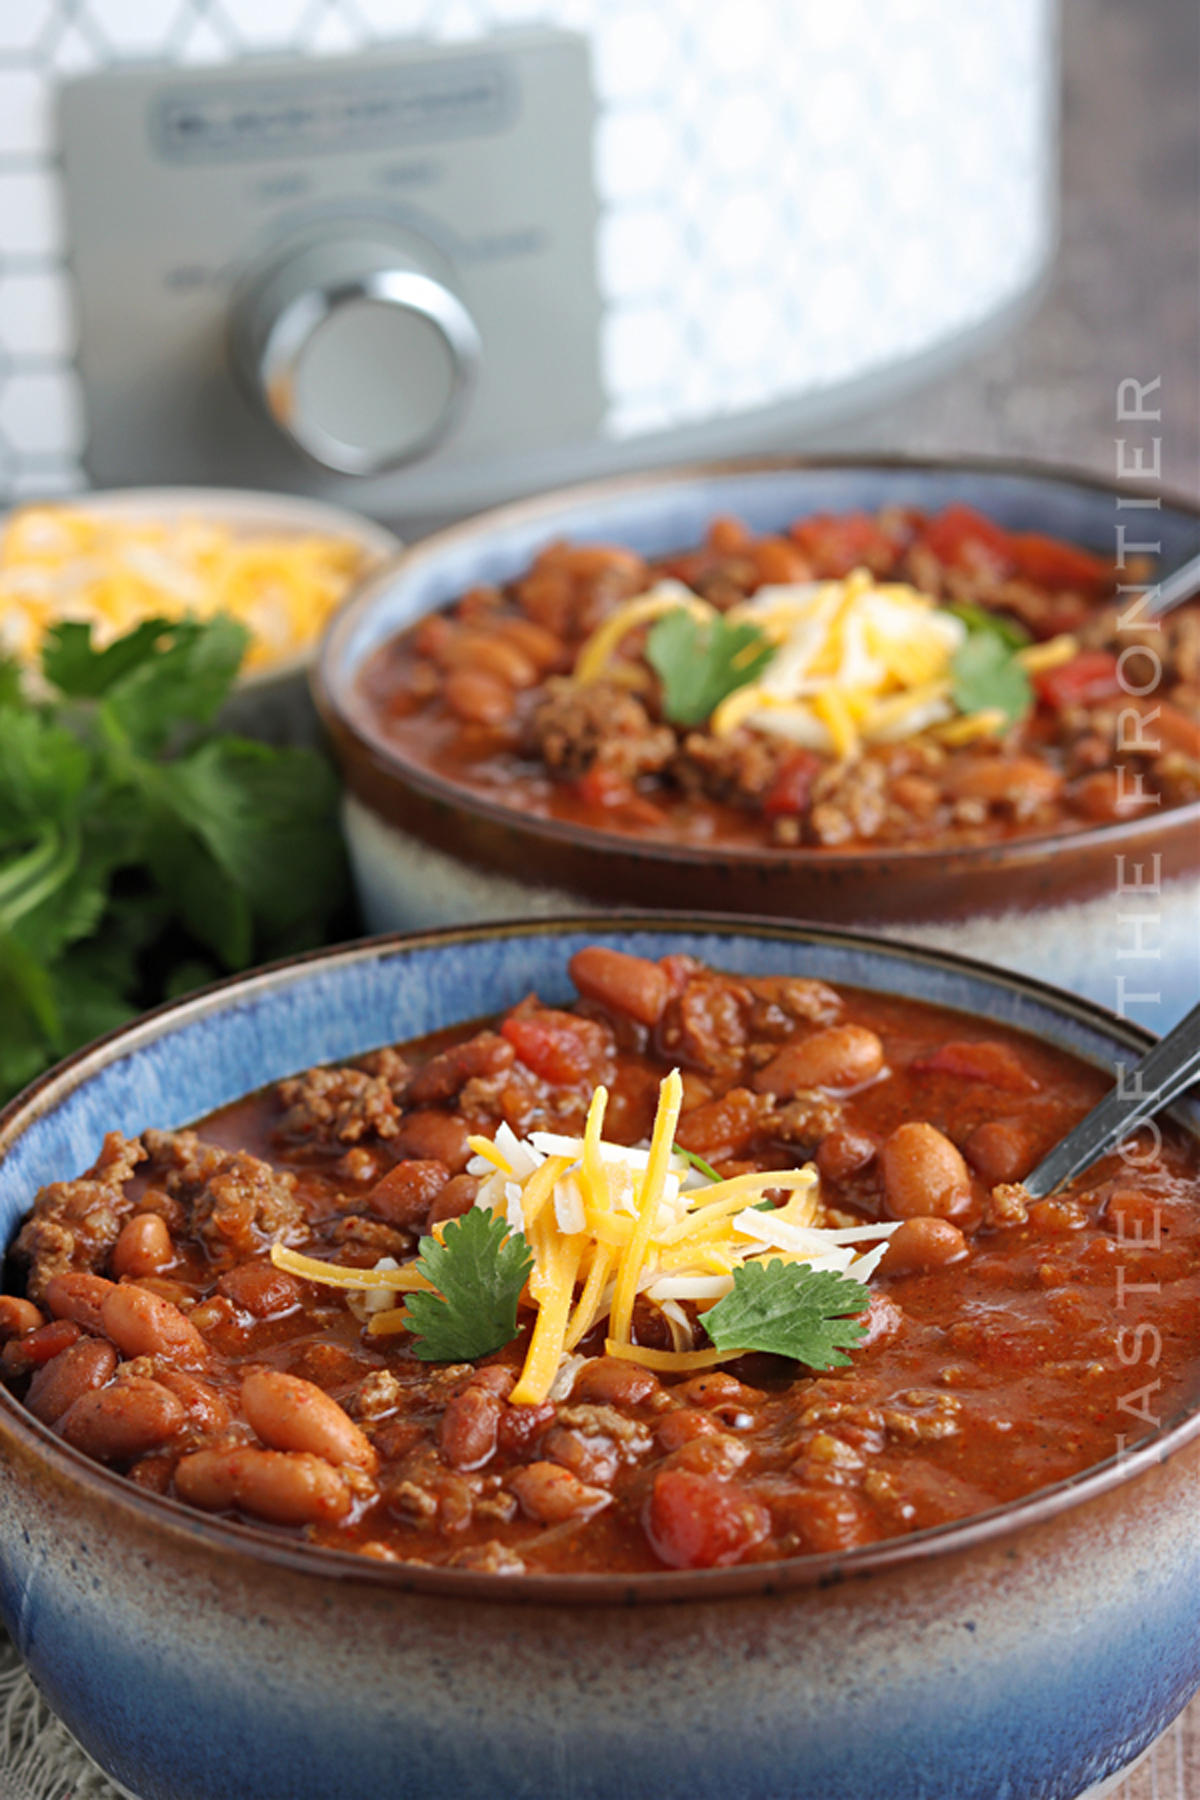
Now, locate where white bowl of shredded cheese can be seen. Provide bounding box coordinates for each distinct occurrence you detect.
[0,487,400,738]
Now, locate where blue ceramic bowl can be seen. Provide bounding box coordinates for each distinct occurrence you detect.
[0,917,1198,1800]
[315,456,1200,1035]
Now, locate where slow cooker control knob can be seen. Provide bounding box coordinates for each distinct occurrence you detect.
[230,228,481,476]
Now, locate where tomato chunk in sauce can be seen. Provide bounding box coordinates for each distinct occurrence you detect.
[5,952,1199,1577]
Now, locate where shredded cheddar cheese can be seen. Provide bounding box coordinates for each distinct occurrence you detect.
[0,504,374,675]
[272,1073,898,1406]
[570,566,975,760]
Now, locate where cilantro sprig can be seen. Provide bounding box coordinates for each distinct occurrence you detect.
[947,605,1032,727]
[646,608,774,728]
[703,1259,869,1367]
[0,617,351,1105]
[402,1208,533,1362]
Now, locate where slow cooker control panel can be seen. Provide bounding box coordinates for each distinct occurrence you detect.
[59,31,602,490]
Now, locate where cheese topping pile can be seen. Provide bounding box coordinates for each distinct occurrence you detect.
[274,1070,896,1406]
[576,568,973,758]
[0,505,372,675]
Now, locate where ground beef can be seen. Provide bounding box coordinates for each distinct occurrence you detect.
[674,728,784,806]
[143,1130,305,1260]
[525,679,675,782]
[275,1067,401,1146]
[356,1046,412,1095]
[11,1131,146,1302]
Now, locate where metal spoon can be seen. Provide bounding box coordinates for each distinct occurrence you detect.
[1023,1000,1200,1199]
[1146,536,1200,617]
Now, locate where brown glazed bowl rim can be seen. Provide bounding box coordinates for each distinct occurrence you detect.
[1,911,1199,1609]
[314,452,1200,878]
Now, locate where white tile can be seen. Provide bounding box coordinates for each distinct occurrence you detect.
[0,271,75,358]
[0,70,52,158]
[0,170,64,257]
[0,370,84,458]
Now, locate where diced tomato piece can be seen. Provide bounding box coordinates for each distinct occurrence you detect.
[762,749,822,818]
[1008,532,1112,593]
[912,1040,1040,1094]
[576,764,634,809]
[917,503,1015,577]
[644,1469,771,1569]
[788,510,897,577]
[501,1010,607,1085]
[574,764,666,827]
[1032,650,1122,711]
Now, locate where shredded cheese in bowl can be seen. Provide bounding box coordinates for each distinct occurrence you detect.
[0,492,397,678]
[272,1070,897,1407]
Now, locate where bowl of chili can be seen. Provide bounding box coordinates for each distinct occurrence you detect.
[0,914,1198,1800]
[314,457,1200,1032]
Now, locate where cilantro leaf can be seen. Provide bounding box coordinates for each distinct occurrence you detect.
[646,608,774,728]
[703,1259,869,1367]
[403,1208,533,1362]
[949,613,1032,727]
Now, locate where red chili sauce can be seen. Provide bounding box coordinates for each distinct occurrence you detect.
[4,948,1198,1575]
[356,505,1200,853]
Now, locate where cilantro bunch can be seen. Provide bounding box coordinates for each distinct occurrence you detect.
[0,615,352,1106]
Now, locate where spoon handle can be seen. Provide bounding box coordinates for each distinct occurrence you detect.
[1022,1001,1200,1200]
[1148,540,1200,616]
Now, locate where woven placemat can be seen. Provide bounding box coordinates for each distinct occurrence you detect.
[1,1627,1196,1800]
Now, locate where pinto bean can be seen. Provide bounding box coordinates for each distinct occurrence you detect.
[567,946,670,1027]
[964,1119,1037,1185]
[100,1284,210,1369]
[816,1127,880,1184]
[655,1409,719,1452]
[881,1122,973,1220]
[44,1271,116,1333]
[364,1159,450,1228]
[491,616,564,672]
[442,628,539,689]
[677,1372,762,1409]
[175,1446,354,1526]
[946,756,1063,807]
[507,1460,613,1524]
[675,1088,766,1161]
[154,1368,232,1433]
[573,1356,662,1408]
[750,534,812,584]
[2,1319,81,1378]
[59,1377,185,1463]
[753,1026,884,1096]
[879,1217,968,1274]
[110,1213,175,1280]
[217,1260,301,1319]
[428,1175,480,1225]
[438,1386,501,1472]
[443,667,514,727]
[0,1297,44,1339]
[26,1338,118,1424]
[394,1109,473,1173]
[241,1369,377,1472]
[496,1400,557,1459]
[461,1365,516,1399]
